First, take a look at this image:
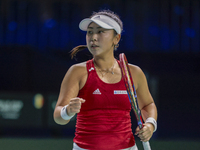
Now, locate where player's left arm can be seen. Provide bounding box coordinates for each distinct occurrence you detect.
[129,64,157,141]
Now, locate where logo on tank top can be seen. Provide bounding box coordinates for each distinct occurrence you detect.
[89,67,94,72]
[114,90,127,94]
[93,88,101,95]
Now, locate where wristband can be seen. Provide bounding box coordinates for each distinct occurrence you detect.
[60,105,75,120]
[145,117,157,132]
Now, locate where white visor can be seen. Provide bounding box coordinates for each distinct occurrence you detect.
[79,15,121,34]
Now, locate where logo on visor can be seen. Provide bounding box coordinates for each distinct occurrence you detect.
[93,16,101,20]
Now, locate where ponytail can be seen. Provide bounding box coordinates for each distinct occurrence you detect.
[70,45,87,59]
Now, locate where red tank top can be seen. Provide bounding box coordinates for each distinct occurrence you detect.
[73,59,135,150]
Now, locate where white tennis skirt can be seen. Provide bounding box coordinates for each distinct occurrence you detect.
[72,143,138,150]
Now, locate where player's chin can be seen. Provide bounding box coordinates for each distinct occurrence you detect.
[89,49,103,57]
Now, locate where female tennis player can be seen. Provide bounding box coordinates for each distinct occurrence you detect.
[54,9,157,150]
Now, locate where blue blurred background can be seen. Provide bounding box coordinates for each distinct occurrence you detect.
[0,0,200,149]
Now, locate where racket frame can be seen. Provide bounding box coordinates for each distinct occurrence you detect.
[119,53,151,150]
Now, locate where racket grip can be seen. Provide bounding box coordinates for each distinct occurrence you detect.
[142,141,151,150]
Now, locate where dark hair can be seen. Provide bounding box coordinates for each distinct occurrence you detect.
[70,9,123,59]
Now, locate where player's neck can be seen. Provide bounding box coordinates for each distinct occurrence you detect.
[93,56,116,70]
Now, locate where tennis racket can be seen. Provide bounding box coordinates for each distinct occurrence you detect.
[119,53,151,150]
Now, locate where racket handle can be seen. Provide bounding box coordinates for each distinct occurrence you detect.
[142,141,151,150]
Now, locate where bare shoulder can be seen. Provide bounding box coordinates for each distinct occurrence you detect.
[128,64,143,75]
[62,61,87,83]
[70,61,87,69]
[128,64,146,89]
[67,62,87,76]
[65,62,88,90]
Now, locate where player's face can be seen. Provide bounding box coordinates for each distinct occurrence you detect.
[86,22,119,57]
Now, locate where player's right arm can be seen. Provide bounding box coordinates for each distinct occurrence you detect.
[53,63,86,125]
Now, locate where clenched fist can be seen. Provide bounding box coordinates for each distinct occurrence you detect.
[66,97,86,116]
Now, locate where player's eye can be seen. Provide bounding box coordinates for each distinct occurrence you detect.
[87,31,93,34]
